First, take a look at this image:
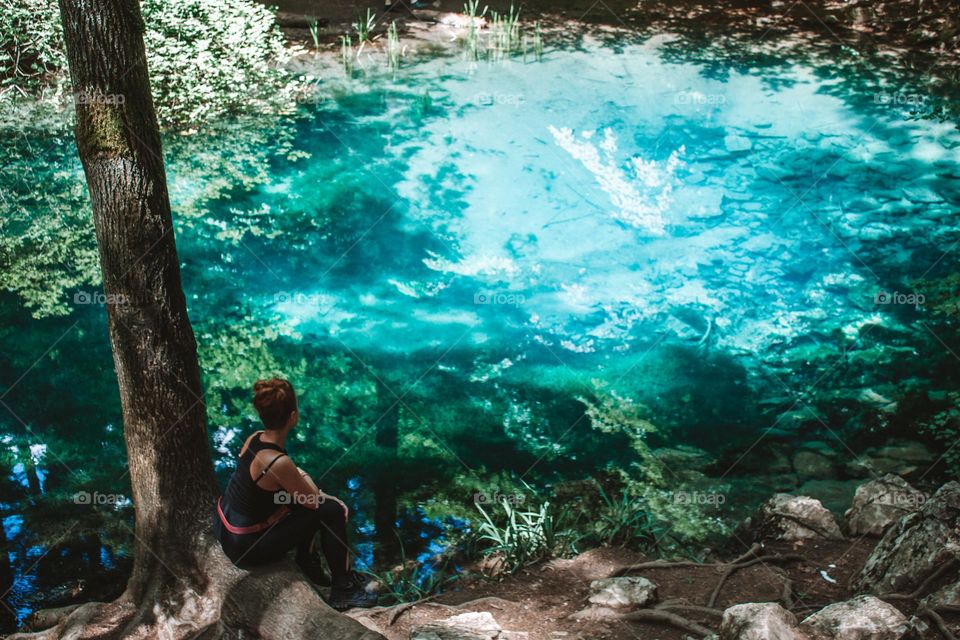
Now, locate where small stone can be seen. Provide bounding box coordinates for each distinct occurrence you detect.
[800,595,908,640]
[845,475,926,537]
[719,602,809,640]
[588,576,657,608]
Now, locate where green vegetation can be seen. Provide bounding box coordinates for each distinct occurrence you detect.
[1,0,302,128]
[475,499,554,572]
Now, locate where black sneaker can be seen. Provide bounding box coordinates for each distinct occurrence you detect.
[328,571,377,611]
[295,553,331,587]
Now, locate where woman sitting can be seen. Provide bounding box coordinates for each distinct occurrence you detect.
[214,377,376,610]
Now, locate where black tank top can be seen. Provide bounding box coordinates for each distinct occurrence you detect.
[222,432,287,522]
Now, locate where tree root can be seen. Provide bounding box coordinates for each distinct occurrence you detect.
[881,558,958,602]
[612,543,763,577]
[9,555,383,640]
[707,554,805,608]
[617,609,714,637]
[24,605,83,632]
[384,595,517,626]
[922,607,958,640]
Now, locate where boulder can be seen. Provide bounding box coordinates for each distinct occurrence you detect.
[411,612,502,640]
[853,482,960,594]
[719,602,809,640]
[744,494,844,542]
[800,595,908,640]
[845,475,926,537]
[587,577,657,608]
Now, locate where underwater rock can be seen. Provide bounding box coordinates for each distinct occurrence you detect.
[846,440,935,479]
[853,482,960,595]
[719,602,808,640]
[792,451,838,480]
[411,611,502,640]
[587,576,657,608]
[845,475,926,537]
[797,479,861,515]
[800,595,908,640]
[743,494,844,542]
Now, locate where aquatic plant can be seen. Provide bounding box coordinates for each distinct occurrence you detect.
[918,394,960,479]
[386,21,402,70]
[340,34,355,71]
[353,9,378,44]
[307,17,320,50]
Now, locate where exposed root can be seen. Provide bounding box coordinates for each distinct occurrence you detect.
[882,559,958,602]
[384,594,518,626]
[707,554,805,608]
[922,607,958,640]
[612,543,763,577]
[655,603,724,618]
[618,609,714,637]
[9,558,382,640]
[24,605,84,632]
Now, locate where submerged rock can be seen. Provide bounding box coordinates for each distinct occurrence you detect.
[800,595,908,640]
[793,451,838,480]
[587,576,657,608]
[743,494,844,542]
[853,482,960,595]
[719,602,808,640]
[846,440,935,479]
[411,612,502,640]
[845,475,926,537]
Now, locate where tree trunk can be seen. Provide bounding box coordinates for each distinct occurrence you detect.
[9,2,383,638]
[57,0,217,603]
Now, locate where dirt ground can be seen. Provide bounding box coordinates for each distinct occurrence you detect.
[345,538,878,639]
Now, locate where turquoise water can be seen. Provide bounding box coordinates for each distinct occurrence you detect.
[2,35,959,625]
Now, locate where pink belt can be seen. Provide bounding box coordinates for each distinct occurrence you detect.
[217,497,290,535]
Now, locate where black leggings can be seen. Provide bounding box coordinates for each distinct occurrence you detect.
[215,500,350,584]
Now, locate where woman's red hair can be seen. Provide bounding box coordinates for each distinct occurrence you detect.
[253,378,296,430]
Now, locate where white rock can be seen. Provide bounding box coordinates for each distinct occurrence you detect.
[719,602,810,640]
[588,576,658,608]
[748,494,844,541]
[845,474,926,537]
[411,611,502,640]
[800,595,908,640]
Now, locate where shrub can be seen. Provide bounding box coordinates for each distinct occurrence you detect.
[1,0,302,127]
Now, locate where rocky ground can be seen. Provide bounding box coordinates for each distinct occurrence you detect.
[341,476,959,639]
